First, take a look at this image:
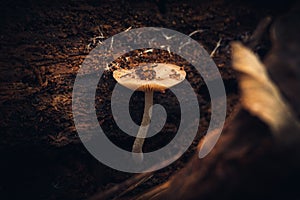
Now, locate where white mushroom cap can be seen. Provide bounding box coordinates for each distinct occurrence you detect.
[113,63,186,92]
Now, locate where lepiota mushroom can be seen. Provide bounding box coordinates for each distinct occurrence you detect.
[113,63,186,162]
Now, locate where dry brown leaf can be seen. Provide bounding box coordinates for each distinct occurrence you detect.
[231,42,300,145]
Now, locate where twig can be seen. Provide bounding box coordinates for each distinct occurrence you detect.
[124,26,132,32]
[188,29,205,37]
[112,175,153,200]
[210,38,222,57]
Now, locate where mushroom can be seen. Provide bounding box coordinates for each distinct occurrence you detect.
[113,63,186,162]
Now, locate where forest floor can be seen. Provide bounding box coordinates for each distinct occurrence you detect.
[0,0,291,199]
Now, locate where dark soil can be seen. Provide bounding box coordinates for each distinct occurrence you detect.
[0,0,295,199]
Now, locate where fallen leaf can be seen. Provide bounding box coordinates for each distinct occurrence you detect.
[231,42,300,145]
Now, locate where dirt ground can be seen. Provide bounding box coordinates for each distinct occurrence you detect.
[0,0,295,199]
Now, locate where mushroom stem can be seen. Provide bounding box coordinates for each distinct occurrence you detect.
[132,91,153,162]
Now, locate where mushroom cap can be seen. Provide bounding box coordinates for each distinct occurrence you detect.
[113,63,186,92]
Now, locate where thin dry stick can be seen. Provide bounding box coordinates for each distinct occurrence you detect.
[112,175,154,200]
[210,38,222,57]
[188,29,205,37]
[124,26,132,32]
